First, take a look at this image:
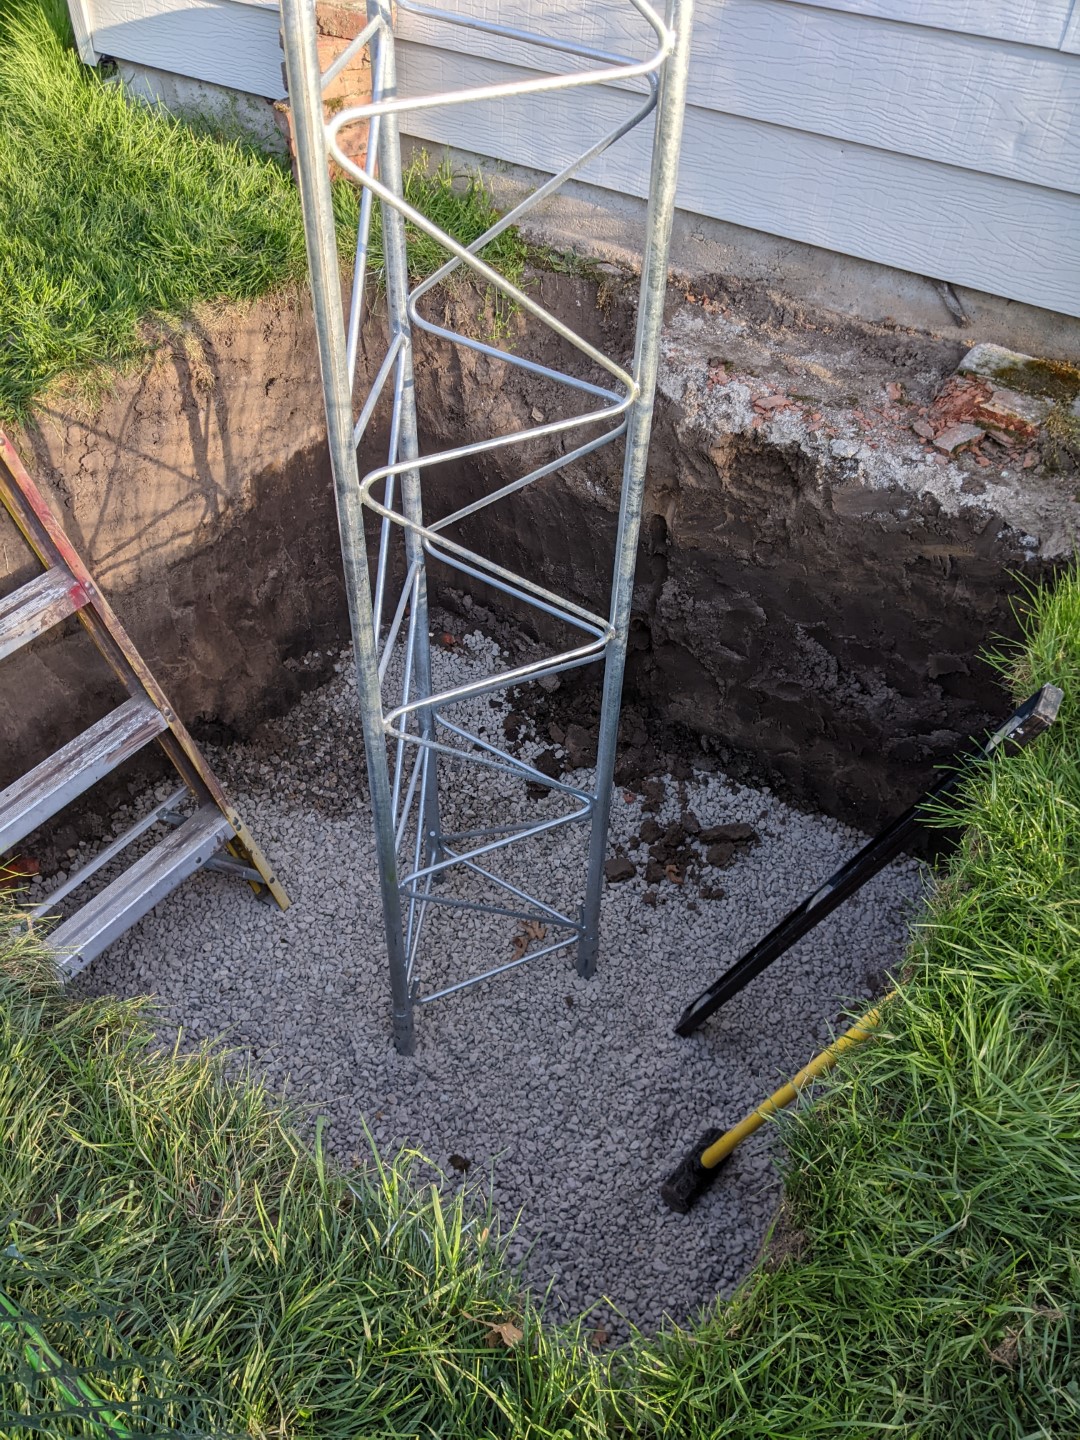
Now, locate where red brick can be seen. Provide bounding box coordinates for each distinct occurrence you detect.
[317,0,371,41]
[277,7,374,176]
[316,32,369,104]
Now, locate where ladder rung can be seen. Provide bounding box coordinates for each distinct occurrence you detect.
[0,697,168,854]
[50,805,233,978]
[0,565,87,662]
[31,785,190,916]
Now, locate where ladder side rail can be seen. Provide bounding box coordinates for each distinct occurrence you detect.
[0,432,288,910]
[0,434,221,802]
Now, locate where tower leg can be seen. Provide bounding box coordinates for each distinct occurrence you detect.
[579,0,694,977]
[281,0,414,1052]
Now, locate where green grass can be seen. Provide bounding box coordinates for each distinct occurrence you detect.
[0,0,526,422]
[3,568,1079,1437]
[0,0,312,419]
[370,155,527,295]
[0,938,603,1439]
[611,569,1080,1437]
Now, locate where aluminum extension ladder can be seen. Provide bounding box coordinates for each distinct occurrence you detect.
[0,430,289,976]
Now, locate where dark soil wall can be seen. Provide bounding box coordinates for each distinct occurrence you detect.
[406,278,1053,824]
[1,274,1062,827]
[1,295,349,788]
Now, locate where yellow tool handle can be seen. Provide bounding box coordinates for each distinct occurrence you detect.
[700,996,892,1170]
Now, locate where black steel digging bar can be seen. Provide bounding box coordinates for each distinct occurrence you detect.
[674,683,1063,1039]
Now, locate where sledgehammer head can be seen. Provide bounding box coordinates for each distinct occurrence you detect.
[660,1128,729,1213]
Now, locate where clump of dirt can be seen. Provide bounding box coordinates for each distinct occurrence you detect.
[623,811,759,894]
[476,644,767,892]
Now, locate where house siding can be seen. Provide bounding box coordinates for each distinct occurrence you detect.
[72,0,1080,316]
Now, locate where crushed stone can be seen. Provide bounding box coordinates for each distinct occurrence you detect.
[66,634,925,1338]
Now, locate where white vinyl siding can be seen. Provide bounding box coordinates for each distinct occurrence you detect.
[80,0,284,98]
[72,0,1080,316]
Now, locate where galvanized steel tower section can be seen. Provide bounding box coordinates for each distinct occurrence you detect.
[280,0,692,1053]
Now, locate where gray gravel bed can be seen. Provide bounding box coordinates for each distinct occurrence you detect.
[66,635,925,1337]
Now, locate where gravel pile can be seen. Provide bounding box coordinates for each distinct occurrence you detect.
[68,634,925,1337]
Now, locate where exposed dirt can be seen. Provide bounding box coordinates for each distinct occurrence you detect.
[405,272,1074,824]
[2,269,1075,827]
[0,292,348,784]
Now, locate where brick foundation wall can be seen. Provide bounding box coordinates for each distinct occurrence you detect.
[276,0,373,172]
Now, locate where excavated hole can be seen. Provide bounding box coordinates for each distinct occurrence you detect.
[32,620,924,1339]
[5,273,1056,1335]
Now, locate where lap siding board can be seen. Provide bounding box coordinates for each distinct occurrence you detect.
[70,0,1080,312]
